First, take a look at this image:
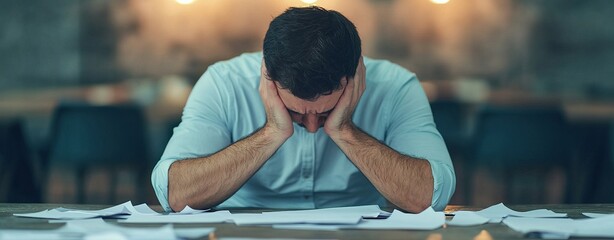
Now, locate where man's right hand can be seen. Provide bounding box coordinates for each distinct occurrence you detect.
[259,61,294,141]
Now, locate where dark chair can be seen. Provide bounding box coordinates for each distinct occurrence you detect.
[430,100,470,152]
[430,100,472,204]
[47,103,149,204]
[0,119,42,203]
[468,104,571,204]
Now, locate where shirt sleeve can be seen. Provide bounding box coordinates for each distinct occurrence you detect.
[151,65,233,212]
[384,75,456,211]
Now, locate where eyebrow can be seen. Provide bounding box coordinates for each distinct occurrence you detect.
[287,108,334,115]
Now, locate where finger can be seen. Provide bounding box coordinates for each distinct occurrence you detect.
[259,60,267,93]
[337,77,354,107]
[266,77,280,97]
[357,57,366,97]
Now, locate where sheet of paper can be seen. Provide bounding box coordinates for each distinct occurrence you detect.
[344,208,445,230]
[503,215,614,239]
[65,219,176,240]
[446,211,490,226]
[568,214,614,238]
[262,205,385,218]
[14,209,100,220]
[468,203,567,223]
[230,205,384,226]
[120,210,232,223]
[0,218,215,240]
[132,203,159,215]
[231,213,362,225]
[15,201,137,220]
[16,201,170,221]
[503,217,574,238]
[58,201,134,216]
[275,207,445,231]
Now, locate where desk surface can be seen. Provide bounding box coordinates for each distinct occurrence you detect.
[1,203,614,239]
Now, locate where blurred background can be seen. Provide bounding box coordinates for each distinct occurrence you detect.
[1,0,613,207]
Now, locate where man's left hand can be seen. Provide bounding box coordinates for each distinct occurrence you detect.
[324,57,366,139]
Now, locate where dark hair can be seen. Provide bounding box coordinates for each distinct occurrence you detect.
[263,6,361,100]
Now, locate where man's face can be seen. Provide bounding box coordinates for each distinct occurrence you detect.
[276,80,346,133]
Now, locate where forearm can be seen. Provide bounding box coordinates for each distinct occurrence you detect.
[168,127,286,212]
[330,126,434,213]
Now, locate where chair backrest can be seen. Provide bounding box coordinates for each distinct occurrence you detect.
[430,100,470,150]
[0,119,41,202]
[47,103,149,168]
[472,104,570,168]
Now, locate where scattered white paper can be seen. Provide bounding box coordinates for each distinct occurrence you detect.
[231,213,362,226]
[503,217,574,239]
[120,210,232,223]
[262,205,384,218]
[60,201,134,216]
[14,209,99,220]
[15,201,137,220]
[274,207,445,231]
[132,203,159,215]
[0,218,214,240]
[16,201,174,221]
[230,205,384,226]
[446,211,490,226]
[468,203,567,223]
[344,208,445,230]
[503,215,614,239]
[569,214,614,238]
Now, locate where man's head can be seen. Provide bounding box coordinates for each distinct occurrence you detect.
[263,6,361,132]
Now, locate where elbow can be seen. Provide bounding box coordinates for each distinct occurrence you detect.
[396,196,432,213]
[168,189,187,212]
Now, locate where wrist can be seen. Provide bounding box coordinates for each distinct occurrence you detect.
[261,123,292,144]
[327,123,359,142]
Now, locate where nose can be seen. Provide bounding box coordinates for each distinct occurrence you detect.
[302,113,319,133]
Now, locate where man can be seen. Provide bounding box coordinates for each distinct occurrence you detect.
[152,6,455,213]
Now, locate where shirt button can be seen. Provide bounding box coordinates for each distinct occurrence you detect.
[304,195,310,199]
[302,172,310,178]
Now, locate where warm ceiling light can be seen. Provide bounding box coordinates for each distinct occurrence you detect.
[430,0,450,4]
[301,0,318,4]
[176,0,195,5]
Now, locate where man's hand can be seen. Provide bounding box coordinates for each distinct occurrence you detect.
[324,57,366,139]
[259,61,294,140]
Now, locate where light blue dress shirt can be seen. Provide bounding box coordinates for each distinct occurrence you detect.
[152,52,455,212]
